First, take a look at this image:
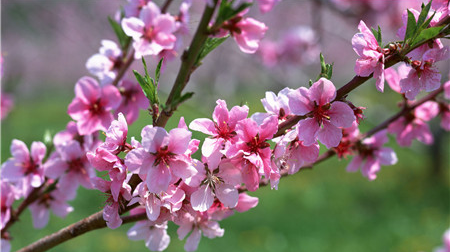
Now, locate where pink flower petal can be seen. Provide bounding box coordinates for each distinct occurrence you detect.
[191,185,215,212]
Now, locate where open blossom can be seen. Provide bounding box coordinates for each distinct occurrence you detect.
[67,77,122,136]
[87,113,130,173]
[226,116,279,191]
[384,63,410,94]
[175,206,224,252]
[29,186,74,229]
[388,101,440,146]
[122,2,177,58]
[0,181,16,229]
[124,0,151,18]
[252,87,292,122]
[189,99,248,169]
[218,15,268,54]
[273,128,320,174]
[116,80,149,124]
[85,40,122,85]
[352,20,385,92]
[256,0,281,13]
[53,121,100,152]
[128,219,171,251]
[347,130,397,180]
[125,125,196,194]
[1,140,46,194]
[129,182,185,221]
[92,176,132,229]
[288,78,356,148]
[44,140,95,200]
[400,46,449,100]
[188,160,241,212]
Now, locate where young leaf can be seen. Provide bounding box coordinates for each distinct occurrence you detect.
[171,92,194,109]
[108,16,131,50]
[216,1,252,25]
[411,25,445,47]
[155,58,163,85]
[317,53,333,80]
[195,36,229,66]
[416,1,431,28]
[370,26,382,46]
[133,70,156,104]
[404,10,417,43]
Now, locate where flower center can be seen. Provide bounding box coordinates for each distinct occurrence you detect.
[312,102,331,125]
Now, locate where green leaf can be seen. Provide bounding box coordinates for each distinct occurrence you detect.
[133,57,160,105]
[172,92,194,107]
[404,10,417,43]
[317,53,333,80]
[133,70,155,103]
[416,1,431,28]
[411,25,445,47]
[370,26,382,46]
[216,1,252,25]
[155,58,163,85]
[108,17,131,50]
[195,36,229,66]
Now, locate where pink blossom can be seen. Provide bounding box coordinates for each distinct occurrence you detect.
[273,128,320,174]
[388,101,440,146]
[124,0,151,18]
[125,125,196,194]
[0,181,16,229]
[252,87,292,122]
[1,140,46,192]
[122,2,177,58]
[127,220,171,251]
[190,99,248,169]
[85,40,122,85]
[92,176,132,229]
[346,130,397,180]
[29,187,74,229]
[333,121,360,159]
[1,92,13,120]
[44,140,94,200]
[434,228,450,252]
[226,116,278,191]
[175,207,224,252]
[53,121,100,152]
[440,102,450,131]
[189,160,241,212]
[444,80,450,99]
[279,26,320,66]
[288,78,356,148]
[87,113,130,172]
[220,15,268,54]
[67,77,122,135]
[384,63,410,94]
[128,182,185,221]
[116,80,149,124]
[256,0,281,13]
[352,20,385,92]
[235,193,259,212]
[400,47,449,100]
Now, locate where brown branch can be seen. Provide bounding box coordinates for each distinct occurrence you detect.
[275,17,449,138]
[111,49,135,87]
[363,86,444,138]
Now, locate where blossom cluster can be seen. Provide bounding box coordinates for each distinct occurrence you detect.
[1,0,449,251]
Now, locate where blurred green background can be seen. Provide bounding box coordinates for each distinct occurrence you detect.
[1,0,449,251]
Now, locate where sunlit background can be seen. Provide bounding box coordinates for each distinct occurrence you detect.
[1,0,449,251]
